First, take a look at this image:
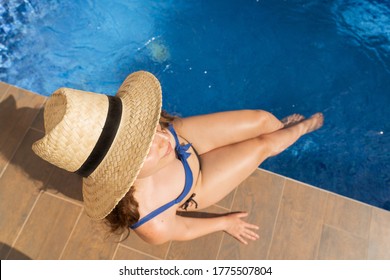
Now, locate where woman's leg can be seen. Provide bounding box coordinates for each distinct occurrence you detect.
[195,113,324,209]
[173,110,285,155]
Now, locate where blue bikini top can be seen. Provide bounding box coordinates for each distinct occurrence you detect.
[130,124,194,229]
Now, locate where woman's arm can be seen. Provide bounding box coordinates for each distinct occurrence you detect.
[142,212,259,245]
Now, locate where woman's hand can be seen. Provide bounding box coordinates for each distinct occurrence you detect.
[223,212,259,245]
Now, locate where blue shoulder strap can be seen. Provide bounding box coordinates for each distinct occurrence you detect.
[130,124,193,229]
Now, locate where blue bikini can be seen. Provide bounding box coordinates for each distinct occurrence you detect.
[130,124,196,229]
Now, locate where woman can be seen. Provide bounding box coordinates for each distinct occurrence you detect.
[33,71,323,245]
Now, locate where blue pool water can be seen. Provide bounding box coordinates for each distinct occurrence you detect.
[1,0,389,209]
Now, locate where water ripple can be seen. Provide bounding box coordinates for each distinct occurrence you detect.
[332,0,390,72]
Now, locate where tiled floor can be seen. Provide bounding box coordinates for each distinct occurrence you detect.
[1,81,390,260]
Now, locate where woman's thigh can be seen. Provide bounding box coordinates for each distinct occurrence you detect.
[173,110,283,154]
[194,137,267,209]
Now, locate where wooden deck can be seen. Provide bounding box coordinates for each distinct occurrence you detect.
[1,81,390,260]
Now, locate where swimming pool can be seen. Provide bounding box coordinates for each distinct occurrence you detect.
[1,0,389,210]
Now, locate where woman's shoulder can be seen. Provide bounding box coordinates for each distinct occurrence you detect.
[134,207,177,245]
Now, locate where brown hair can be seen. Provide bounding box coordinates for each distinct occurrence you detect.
[104,110,176,238]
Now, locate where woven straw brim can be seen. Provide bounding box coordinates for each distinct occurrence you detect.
[82,71,162,220]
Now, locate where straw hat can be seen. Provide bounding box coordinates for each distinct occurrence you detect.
[32,71,162,220]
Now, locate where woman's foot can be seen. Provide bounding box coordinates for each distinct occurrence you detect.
[259,113,324,158]
[299,113,324,134]
[281,114,305,128]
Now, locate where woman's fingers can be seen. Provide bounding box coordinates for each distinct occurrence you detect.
[238,236,248,245]
[245,229,259,239]
[242,229,259,243]
[224,212,260,245]
[237,230,258,245]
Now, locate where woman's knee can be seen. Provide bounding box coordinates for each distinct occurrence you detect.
[252,110,283,133]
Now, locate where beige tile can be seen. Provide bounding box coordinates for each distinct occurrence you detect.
[0,87,45,172]
[166,206,225,260]
[8,193,82,260]
[0,244,9,259]
[218,169,284,259]
[325,193,371,238]
[267,180,328,259]
[2,129,54,188]
[60,211,121,259]
[44,166,83,205]
[0,243,32,260]
[0,81,10,102]
[215,188,236,210]
[5,84,43,102]
[368,208,390,259]
[0,129,53,258]
[121,229,171,260]
[114,245,158,260]
[318,225,367,260]
[30,107,45,132]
